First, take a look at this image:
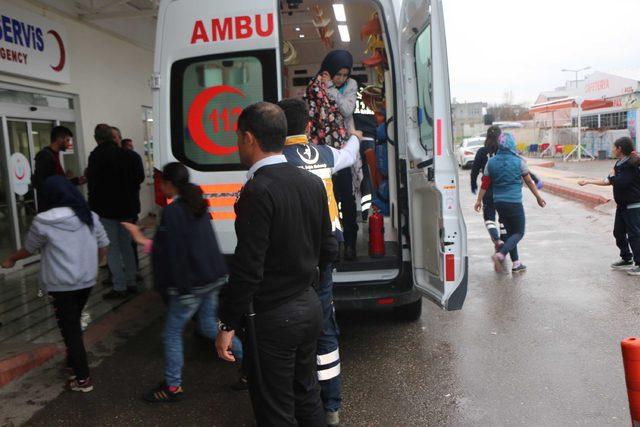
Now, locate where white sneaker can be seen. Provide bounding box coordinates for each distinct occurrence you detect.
[327,411,340,427]
[627,266,640,276]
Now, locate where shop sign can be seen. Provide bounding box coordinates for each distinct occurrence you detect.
[0,1,70,84]
[10,152,30,195]
[583,72,638,100]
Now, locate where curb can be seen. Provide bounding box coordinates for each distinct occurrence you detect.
[536,161,556,168]
[0,290,163,389]
[541,181,610,206]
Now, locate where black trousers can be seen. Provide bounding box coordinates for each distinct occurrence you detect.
[50,287,92,380]
[333,168,358,247]
[245,287,325,427]
[614,206,640,265]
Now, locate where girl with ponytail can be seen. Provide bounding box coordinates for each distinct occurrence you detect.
[123,162,244,402]
[579,137,640,275]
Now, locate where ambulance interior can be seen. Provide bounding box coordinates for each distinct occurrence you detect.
[280,1,400,273]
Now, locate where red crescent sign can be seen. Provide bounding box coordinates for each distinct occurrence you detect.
[48,30,66,72]
[187,85,245,156]
[15,165,25,180]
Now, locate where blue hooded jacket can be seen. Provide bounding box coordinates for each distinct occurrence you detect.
[486,133,529,204]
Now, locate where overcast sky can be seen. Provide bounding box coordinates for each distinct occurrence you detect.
[443,0,640,106]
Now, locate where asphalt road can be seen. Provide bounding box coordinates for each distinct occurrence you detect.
[6,170,640,426]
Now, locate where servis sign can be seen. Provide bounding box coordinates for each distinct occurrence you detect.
[0,1,70,84]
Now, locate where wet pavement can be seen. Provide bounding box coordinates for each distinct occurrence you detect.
[2,170,639,426]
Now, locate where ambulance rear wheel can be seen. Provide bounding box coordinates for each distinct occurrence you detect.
[393,298,422,322]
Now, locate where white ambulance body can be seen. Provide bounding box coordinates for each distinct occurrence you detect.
[152,0,468,320]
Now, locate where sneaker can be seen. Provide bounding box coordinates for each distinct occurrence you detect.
[491,253,505,272]
[66,377,93,393]
[327,411,340,427]
[512,264,527,273]
[230,374,248,391]
[102,290,128,300]
[611,259,634,270]
[143,383,183,403]
[627,266,640,276]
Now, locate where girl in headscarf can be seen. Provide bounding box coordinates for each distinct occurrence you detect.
[474,133,546,273]
[1,176,109,393]
[306,50,361,260]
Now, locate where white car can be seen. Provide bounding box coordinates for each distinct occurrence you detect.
[457,137,484,168]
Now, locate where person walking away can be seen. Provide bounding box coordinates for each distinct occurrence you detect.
[307,50,360,261]
[122,162,243,402]
[1,176,108,392]
[474,133,546,273]
[121,138,146,281]
[278,98,360,426]
[86,124,139,299]
[579,136,640,275]
[32,126,86,212]
[471,125,503,248]
[216,102,338,427]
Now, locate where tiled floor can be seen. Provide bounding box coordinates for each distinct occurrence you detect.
[0,249,152,346]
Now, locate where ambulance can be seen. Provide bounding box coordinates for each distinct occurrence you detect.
[152,0,468,320]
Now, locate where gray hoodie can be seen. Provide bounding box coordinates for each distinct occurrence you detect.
[24,207,109,292]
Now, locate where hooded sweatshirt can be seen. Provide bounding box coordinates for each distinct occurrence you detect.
[24,207,109,292]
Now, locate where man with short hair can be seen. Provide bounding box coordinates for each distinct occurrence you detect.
[216,102,337,426]
[32,126,85,212]
[277,98,360,427]
[87,124,139,299]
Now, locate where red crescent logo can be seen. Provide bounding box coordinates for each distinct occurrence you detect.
[48,30,66,72]
[187,85,245,156]
[14,160,25,180]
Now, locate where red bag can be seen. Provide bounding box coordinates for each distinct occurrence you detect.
[304,76,348,149]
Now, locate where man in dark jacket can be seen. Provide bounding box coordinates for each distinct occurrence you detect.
[32,126,85,212]
[216,102,338,427]
[86,124,140,299]
[121,138,146,271]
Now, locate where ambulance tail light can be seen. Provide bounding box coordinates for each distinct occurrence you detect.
[153,168,167,207]
[445,254,455,281]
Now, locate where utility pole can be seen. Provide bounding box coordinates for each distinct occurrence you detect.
[561,66,591,88]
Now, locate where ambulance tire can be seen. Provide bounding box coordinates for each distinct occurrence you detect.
[393,298,422,322]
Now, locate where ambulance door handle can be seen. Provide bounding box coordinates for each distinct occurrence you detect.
[385,117,395,146]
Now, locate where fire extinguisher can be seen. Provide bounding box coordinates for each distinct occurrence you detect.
[369,208,385,258]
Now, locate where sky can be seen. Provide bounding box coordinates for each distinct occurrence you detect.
[442,0,640,106]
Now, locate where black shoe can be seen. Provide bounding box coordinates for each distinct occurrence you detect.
[103,290,128,300]
[143,382,183,403]
[611,259,634,270]
[344,245,357,261]
[127,286,139,295]
[230,375,248,391]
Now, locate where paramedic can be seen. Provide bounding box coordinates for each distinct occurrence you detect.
[278,98,361,427]
[216,102,338,426]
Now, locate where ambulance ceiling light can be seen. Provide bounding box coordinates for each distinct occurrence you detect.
[295,27,301,31]
[332,4,347,22]
[338,24,350,42]
[299,34,305,38]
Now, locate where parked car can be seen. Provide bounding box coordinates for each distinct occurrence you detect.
[457,137,484,168]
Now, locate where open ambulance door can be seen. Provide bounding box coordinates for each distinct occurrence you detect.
[153,0,281,253]
[398,0,468,310]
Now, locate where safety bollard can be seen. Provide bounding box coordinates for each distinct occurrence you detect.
[622,337,640,426]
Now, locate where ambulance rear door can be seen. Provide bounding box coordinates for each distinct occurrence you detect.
[397,0,468,310]
[154,0,281,253]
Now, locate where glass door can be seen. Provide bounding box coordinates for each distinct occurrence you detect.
[59,121,81,179]
[0,121,16,259]
[7,119,54,245]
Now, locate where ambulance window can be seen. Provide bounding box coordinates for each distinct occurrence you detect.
[170,50,278,171]
[415,25,434,156]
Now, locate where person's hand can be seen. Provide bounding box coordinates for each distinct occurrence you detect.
[216,330,236,362]
[610,168,616,177]
[474,200,482,212]
[350,130,364,140]
[1,258,14,269]
[121,222,141,238]
[537,196,546,208]
[578,179,588,186]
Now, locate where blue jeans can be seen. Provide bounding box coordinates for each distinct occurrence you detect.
[165,286,243,387]
[494,202,525,262]
[316,265,341,412]
[100,218,136,291]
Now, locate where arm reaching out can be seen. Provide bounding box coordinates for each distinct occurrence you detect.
[523,174,546,207]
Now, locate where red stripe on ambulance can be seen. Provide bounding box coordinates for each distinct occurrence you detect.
[191,14,274,44]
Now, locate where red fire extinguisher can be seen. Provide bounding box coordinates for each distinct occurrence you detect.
[369,208,385,258]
